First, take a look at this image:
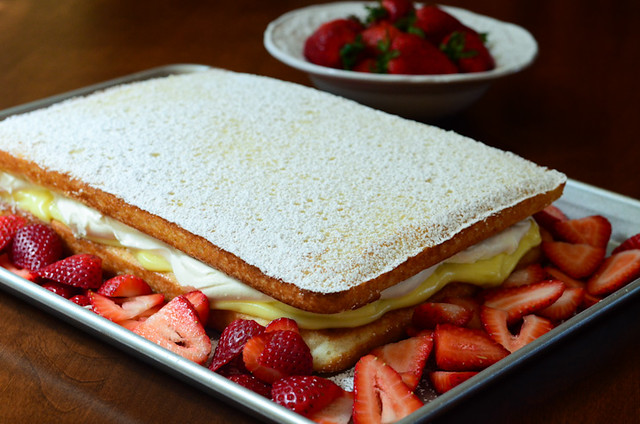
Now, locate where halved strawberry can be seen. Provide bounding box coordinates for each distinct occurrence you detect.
[11,223,64,270]
[307,389,354,424]
[443,296,483,329]
[412,301,472,329]
[483,280,565,323]
[272,375,342,417]
[183,290,209,325]
[242,330,313,384]
[537,286,585,321]
[209,319,265,372]
[503,263,547,288]
[554,215,612,248]
[133,295,211,364]
[265,317,299,333]
[0,214,27,252]
[41,281,78,299]
[434,324,509,371]
[587,249,640,296]
[89,291,165,322]
[542,242,605,279]
[352,355,423,424]
[480,306,554,353]
[97,274,151,297]
[227,374,272,398]
[612,233,640,254]
[533,204,568,233]
[34,254,103,288]
[369,331,433,390]
[429,371,478,394]
[0,253,37,281]
[69,294,90,307]
[543,266,585,289]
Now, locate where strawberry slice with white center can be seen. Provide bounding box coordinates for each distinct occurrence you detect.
[272,375,343,417]
[587,249,640,296]
[542,241,605,279]
[34,254,103,289]
[0,214,27,252]
[209,319,265,372]
[133,295,211,364]
[553,215,612,248]
[480,306,554,353]
[533,204,568,234]
[183,290,209,325]
[308,389,354,424]
[612,233,640,254]
[429,371,478,394]
[369,331,433,390]
[483,279,565,324]
[433,324,509,371]
[353,355,423,424]
[537,286,585,321]
[89,291,165,322]
[502,263,547,288]
[0,253,37,281]
[97,274,152,297]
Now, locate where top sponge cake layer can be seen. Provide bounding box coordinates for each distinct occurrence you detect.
[0,68,565,305]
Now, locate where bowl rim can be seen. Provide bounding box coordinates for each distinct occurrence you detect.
[264,1,538,85]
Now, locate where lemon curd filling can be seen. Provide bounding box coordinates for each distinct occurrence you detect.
[0,171,540,330]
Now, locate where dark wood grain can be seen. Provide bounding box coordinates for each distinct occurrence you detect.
[0,1,639,423]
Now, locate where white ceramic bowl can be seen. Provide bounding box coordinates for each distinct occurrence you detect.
[264,2,538,121]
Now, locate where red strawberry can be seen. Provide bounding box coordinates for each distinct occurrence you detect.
[503,263,547,288]
[352,57,379,73]
[441,30,495,73]
[380,0,414,23]
[433,324,509,371]
[227,374,271,398]
[11,223,64,270]
[612,233,640,254]
[89,291,165,322]
[0,214,27,251]
[272,376,342,417]
[414,5,468,45]
[483,280,565,323]
[97,274,151,297]
[209,319,265,372]
[304,18,364,69]
[542,241,606,279]
[369,331,433,390]
[41,281,78,298]
[133,295,211,364]
[265,317,299,333]
[308,389,354,424]
[587,249,640,296]
[480,306,554,353]
[537,286,585,321]
[360,21,401,54]
[544,266,586,289]
[69,294,90,307]
[387,32,458,75]
[412,301,472,329]
[34,254,103,289]
[443,296,483,329]
[553,215,612,248]
[533,204,568,233]
[183,290,209,325]
[242,330,313,384]
[0,253,37,281]
[352,355,423,424]
[429,371,478,394]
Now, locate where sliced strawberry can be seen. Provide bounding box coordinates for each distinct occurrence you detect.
[0,253,37,281]
[429,371,478,394]
[480,306,554,353]
[0,214,27,251]
[41,281,78,298]
[537,286,585,321]
[412,301,472,329]
[307,389,354,424]
[97,274,151,297]
[370,331,433,390]
[133,295,211,364]
[34,254,103,289]
[543,266,585,289]
[272,376,342,417]
[242,330,313,384]
[11,223,64,270]
[554,215,612,248]
[265,317,299,333]
[503,263,547,288]
[69,294,91,307]
[542,242,605,279]
[533,204,568,233]
[209,319,265,372]
[433,324,509,371]
[89,291,165,322]
[227,374,271,398]
[612,233,640,254]
[444,296,483,329]
[353,355,423,424]
[483,280,565,323]
[587,249,640,296]
[183,290,209,325]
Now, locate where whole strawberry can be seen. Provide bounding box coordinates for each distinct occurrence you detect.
[387,33,457,75]
[414,5,469,45]
[0,214,27,252]
[304,18,364,69]
[441,30,495,73]
[11,223,64,270]
[35,253,103,289]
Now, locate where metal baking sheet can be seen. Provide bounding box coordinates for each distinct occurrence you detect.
[0,65,639,424]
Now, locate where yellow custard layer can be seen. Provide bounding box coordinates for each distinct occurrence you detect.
[0,173,540,329]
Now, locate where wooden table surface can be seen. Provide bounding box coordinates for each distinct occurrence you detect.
[1,1,639,423]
